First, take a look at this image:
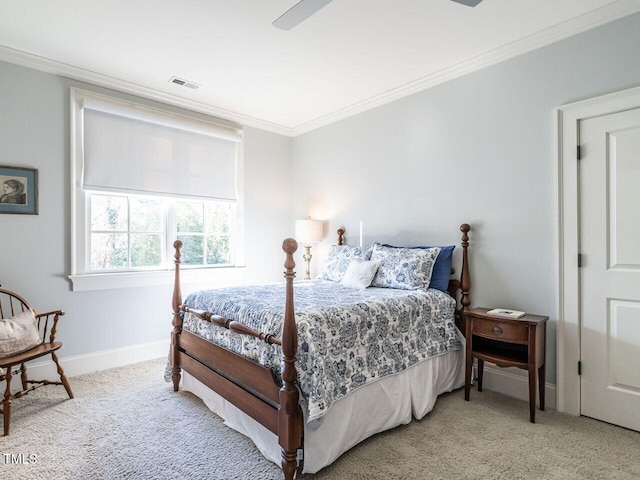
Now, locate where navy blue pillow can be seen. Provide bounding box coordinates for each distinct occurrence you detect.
[380,244,455,292]
[429,245,455,292]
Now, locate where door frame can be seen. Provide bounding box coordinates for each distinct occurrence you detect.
[556,85,640,415]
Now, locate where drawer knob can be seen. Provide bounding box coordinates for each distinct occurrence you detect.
[492,326,503,335]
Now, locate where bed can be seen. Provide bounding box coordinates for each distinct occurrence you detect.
[169,223,471,479]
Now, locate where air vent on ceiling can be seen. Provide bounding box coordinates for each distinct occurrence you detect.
[169,76,200,90]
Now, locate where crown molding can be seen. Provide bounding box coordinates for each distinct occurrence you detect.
[0,45,295,137]
[1,0,639,138]
[290,0,640,136]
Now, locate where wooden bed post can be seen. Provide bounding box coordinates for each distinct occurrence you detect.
[458,224,471,333]
[279,238,303,480]
[171,240,183,392]
[459,224,471,310]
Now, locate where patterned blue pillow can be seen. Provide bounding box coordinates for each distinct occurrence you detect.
[319,245,367,282]
[370,244,440,291]
[380,243,455,292]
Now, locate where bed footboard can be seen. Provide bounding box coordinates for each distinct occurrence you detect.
[170,238,303,480]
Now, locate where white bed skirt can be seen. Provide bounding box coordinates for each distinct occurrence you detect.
[182,333,465,474]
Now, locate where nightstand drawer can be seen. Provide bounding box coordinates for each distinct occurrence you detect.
[472,318,528,343]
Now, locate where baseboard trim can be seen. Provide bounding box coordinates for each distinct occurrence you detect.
[9,343,556,411]
[7,340,170,387]
[479,365,557,410]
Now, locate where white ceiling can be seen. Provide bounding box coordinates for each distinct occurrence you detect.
[1,0,639,136]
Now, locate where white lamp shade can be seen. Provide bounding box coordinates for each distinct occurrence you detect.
[295,219,323,244]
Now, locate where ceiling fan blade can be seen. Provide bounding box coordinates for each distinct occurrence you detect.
[273,0,333,30]
[450,0,483,6]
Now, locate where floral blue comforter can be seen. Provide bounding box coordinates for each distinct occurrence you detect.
[181,279,461,423]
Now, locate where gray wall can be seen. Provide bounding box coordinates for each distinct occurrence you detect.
[2,11,640,390]
[0,61,293,359]
[291,12,640,386]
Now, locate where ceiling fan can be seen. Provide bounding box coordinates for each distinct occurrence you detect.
[273,0,484,31]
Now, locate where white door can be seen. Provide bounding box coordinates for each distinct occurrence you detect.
[579,107,640,431]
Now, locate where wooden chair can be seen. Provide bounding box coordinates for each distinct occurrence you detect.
[0,288,73,435]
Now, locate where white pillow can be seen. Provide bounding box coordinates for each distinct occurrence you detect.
[0,309,41,358]
[340,258,381,289]
[318,245,367,282]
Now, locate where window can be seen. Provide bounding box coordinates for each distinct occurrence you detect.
[90,194,163,271]
[175,200,233,267]
[70,88,244,291]
[89,194,234,272]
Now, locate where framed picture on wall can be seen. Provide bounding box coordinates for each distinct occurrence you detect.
[0,165,38,215]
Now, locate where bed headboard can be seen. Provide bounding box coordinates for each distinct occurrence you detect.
[334,223,470,331]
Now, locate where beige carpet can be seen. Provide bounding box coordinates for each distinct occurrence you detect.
[2,358,639,480]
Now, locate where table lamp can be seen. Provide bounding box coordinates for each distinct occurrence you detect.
[295,218,323,280]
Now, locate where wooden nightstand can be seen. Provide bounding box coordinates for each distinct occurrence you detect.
[464,307,548,423]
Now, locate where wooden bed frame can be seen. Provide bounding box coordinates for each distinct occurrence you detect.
[170,223,471,479]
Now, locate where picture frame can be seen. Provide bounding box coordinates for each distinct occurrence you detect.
[0,165,38,215]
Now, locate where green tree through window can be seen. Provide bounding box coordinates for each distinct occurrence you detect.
[89,194,233,272]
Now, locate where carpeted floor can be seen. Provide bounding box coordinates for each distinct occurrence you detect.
[1,358,639,479]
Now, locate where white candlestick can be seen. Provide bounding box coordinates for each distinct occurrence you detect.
[359,221,363,247]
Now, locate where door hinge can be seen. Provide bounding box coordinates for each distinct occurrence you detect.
[577,145,581,160]
[578,253,582,267]
[578,361,582,375]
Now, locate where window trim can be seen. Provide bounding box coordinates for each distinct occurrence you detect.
[68,265,247,292]
[70,88,245,291]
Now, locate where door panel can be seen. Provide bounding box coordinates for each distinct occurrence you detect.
[579,108,640,432]
[609,127,640,267]
[609,300,640,391]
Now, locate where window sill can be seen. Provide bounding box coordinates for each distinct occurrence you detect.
[69,266,246,292]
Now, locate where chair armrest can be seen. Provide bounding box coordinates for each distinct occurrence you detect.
[35,309,65,343]
[36,309,65,318]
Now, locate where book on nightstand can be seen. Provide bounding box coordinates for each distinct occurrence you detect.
[486,308,526,319]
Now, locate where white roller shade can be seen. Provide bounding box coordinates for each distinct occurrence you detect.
[82,101,241,202]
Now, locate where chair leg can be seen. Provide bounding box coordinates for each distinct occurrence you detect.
[20,363,28,391]
[3,367,12,436]
[51,352,73,399]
